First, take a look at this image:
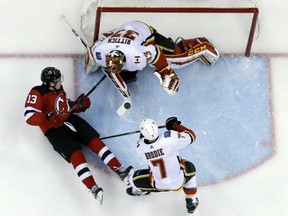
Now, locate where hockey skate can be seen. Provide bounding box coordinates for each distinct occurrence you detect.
[185,197,199,214]
[90,185,103,204]
[115,166,134,181]
[126,187,151,196]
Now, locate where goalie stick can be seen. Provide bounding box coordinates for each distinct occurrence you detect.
[101,68,131,116]
[60,15,89,48]
[101,125,165,140]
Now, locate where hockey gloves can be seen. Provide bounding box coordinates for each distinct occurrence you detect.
[154,66,180,95]
[46,112,64,128]
[69,94,91,113]
[165,117,181,130]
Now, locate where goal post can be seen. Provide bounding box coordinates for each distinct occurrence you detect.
[80,0,259,57]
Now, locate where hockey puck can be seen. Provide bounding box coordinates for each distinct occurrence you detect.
[124,103,131,109]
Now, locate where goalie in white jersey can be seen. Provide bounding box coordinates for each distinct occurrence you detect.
[85,20,220,95]
[126,117,199,214]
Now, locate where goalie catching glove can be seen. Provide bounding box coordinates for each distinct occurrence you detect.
[154,66,180,95]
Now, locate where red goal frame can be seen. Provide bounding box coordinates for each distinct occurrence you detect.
[93,7,259,57]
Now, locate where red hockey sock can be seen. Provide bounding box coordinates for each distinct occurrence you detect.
[183,187,197,197]
[70,149,96,189]
[88,137,122,171]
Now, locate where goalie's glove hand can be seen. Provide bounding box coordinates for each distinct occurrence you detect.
[154,67,180,95]
[165,117,181,130]
[69,94,91,113]
[46,112,64,129]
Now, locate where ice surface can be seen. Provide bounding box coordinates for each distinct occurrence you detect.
[76,55,273,186]
[1,1,288,216]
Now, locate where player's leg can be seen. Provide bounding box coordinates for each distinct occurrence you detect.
[182,160,199,214]
[68,115,133,181]
[130,21,178,55]
[126,169,158,196]
[45,126,102,199]
[166,37,220,69]
[176,37,220,65]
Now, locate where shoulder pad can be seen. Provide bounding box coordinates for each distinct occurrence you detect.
[32,85,51,95]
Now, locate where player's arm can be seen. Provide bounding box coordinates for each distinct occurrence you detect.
[165,117,196,143]
[84,42,102,74]
[24,88,64,129]
[143,45,180,95]
[24,89,46,126]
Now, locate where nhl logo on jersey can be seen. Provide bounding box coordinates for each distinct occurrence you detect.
[164,131,171,138]
[96,52,102,60]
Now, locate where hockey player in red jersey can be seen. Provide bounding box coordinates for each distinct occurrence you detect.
[24,67,133,204]
[84,20,220,95]
[126,117,199,214]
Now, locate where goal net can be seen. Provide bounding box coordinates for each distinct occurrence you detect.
[80,0,259,56]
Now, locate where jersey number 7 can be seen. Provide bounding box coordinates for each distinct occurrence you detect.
[151,158,167,179]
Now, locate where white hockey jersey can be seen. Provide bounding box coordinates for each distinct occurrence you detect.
[136,130,194,190]
[92,21,159,71]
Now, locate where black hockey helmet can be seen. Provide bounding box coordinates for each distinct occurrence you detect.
[41,67,62,85]
[105,50,126,73]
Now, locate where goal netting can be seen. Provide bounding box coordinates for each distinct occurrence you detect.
[80,0,259,56]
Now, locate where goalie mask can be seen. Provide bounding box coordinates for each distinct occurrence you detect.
[140,118,159,141]
[105,50,126,73]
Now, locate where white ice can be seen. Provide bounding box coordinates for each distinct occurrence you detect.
[1,1,288,216]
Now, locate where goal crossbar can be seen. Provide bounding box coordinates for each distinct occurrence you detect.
[93,7,259,56]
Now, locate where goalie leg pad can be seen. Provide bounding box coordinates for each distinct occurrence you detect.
[199,42,220,66]
[193,37,220,66]
[166,37,220,68]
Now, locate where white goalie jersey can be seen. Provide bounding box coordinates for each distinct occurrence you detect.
[136,130,194,190]
[91,21,159,71]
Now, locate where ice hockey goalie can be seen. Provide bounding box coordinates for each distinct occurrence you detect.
[84,20,220,95]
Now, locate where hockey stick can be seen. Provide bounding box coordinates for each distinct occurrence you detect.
[101,68,131,116]
[60,15,89,48]
[60,75,106,131]
[69,75,106,113]
[101,125,166,140]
